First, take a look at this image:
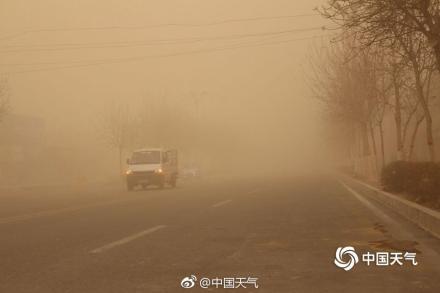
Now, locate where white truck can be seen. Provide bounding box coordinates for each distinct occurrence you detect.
[125,148,178,191]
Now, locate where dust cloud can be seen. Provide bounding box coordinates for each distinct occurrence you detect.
[0,0,331,187]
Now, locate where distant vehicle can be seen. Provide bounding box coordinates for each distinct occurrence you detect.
[125,148,178,191]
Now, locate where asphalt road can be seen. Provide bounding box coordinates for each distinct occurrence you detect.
[0,175,439,293]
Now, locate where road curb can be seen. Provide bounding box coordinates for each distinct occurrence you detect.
[341,175,440,240]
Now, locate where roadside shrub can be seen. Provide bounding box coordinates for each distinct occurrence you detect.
[408,162,440,201]
[381,161,412,193]
[381,161,440,202]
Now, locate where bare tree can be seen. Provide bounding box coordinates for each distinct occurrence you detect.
[396,30,438,161]
[384,53,424,161]
[308,38,383,176]
[408,59,436,160]
[368,53,390,168]
[321,1,439,161]
[360,35,436,162]
[98,102,135,175]
[321,0,440,72]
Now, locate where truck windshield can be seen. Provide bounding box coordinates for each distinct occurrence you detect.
[130,151,160,164]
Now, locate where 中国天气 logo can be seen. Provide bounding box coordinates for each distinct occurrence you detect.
[334,246,359,271]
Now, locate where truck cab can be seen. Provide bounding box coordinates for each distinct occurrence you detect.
[125,148,178,191]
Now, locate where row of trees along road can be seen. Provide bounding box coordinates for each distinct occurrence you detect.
[310,0,440,178]
[98,94,231,176]
[98,97,199,175]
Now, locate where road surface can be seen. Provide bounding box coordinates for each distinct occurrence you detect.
[0,175,439,292]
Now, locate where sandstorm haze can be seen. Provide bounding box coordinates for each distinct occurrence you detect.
[2,2,440,292]
[0,0,330,184]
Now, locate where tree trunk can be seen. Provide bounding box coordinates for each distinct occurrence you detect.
[409,116,425,161]
[411,59,436,161]
[434,43,440,73]
[369,122,379,174]
[379,122,386,169]
[361,123,371,156]
[392,69,404,160]
[359,123,372,178]
[424,113,435,161]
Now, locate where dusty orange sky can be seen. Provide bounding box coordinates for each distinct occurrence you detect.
[0,0,332,172]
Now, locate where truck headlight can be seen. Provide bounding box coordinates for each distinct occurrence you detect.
[154,168,163,174]
[126,170,133,175]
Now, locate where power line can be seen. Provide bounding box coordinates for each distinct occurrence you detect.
[2,34,333,68]
[4,34,334,74]
[0,26,326,53]
[1,33,291,67]
[0,13,321,42]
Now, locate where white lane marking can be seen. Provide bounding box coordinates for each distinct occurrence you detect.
[338,180,395,223]
[0,197,148,225]
[90,225,166,254]
[211,200,232,208]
